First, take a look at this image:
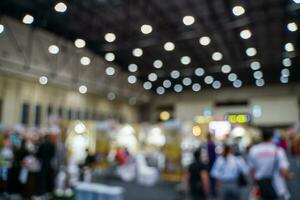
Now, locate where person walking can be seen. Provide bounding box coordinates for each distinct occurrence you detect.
[211,144,248,200]
[185,149,210,200]
[205,134,217,198]
[248,129,292,200]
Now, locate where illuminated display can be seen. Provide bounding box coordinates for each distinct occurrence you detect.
[225,113,251,124]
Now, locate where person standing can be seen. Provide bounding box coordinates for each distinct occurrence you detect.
[205,134,217,197]
[185,150,210,200]
[248,129,292,200]
[211,145,248,200]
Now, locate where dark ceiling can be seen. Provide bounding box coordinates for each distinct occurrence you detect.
[0,0,299,94]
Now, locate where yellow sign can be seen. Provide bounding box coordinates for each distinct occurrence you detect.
[226,114,250,124]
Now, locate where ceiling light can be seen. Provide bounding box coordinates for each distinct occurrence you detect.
[156,87,165,95]
[285,43,294,52]
[148,73,158,82]
[232,6,245,16]
[48,45,59,54]
[174,84,183,93]
[0,24,4,34]
[128,75,137,84]
[80,56,91,66]
[182,77,192,86]
[39,76,48,85]
[212,80,221,89]
[281,68,290,77]
[105,66,115,76]
[107,92,116,100]
[163,80,172,88]
[228,73,238,82]
[233,79,242,88]
[105,52,115,62]
[280,76,289,83]
[253,71,263,79]
[199,36,211,46]
[164,42,175,51]
[250,61,261,70]
[293,0,300,3]
[204,76,214,84]
[128,63,138,72]
[23,14,34,24]
[104,33,116,42]
[221,65,231,73]
[212,52,223,61]
[282,58,292,67]
[246,47,257,57]
[74,39,86,48]
[240,29,252,39]
[287,22,298,32]
[141,24,153,34]
[195,68,205,76]
[132,48,143,57]
[54,2,67,12]
[143,81,152,90]
[256,79,265,87]
[182,15,195,26]
[180,56,191,65]
[153,60,163,69]
[170,70,180,79]
[192,83,201,92]
[79,85,87,94]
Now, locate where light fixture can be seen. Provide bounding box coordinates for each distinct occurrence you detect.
[163,80,172,88]
[160,111,170,121]
[128,64,138,72]
[246,47,257,57]
[74,39,86,48]
[148,73,158,82]
[128,75,137,84]
[240,29,252,39]
[182,15,195,26]
[293,0,300,3]
[192,83,201,92]
[48,45,59,54]
[192,125,202,136]
[232,6,245,16]
[132,48,143,57]
[104,33,116,42]
[170,70,180,79]
[282,58,292,67]
[287,22,298,32]
[228,73,238,82]
[212,52,223,61]
[23,14,34,24]
[143,81,152,90]
[253,71,263,79]
[180,56,191,65]
[141,24,153,34]
[54,2,67,12]
[182,77,192,86]
[107,92,116,100]
[233,79,242,88]
[195,68,205,76]
[39,76,48,85]
[256,79,265,87]
[284,43,294,52]
[221,65,231,73]
[79,85,87,94]
[280,76,289,83]
[199,36,211,46]
[156,86,165,95]
[74,122,86,134]
[80,56,91,66]
[153,60,163,69]
[281,68,290,77]
[250,61,261,70]
[212,80,221,89]
[174,84,183,93]
[0,24,4,34]
[105,66,115,76]
[105,52,115,62]
[204,76,214,84]
[164,42,175,51]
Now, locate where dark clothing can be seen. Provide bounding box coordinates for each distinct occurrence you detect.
[207,141,216,171]
[85,155,96,167]
[188,161,207,199]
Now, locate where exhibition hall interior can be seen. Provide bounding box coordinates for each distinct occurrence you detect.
[0,0,300,200]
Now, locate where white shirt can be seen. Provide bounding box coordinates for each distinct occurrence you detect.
[211,154,248,181]
[248,142,289,195]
